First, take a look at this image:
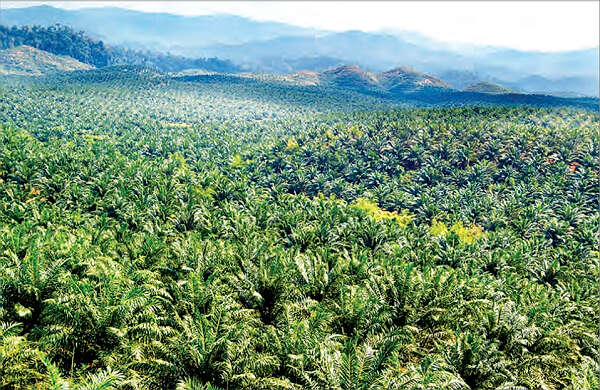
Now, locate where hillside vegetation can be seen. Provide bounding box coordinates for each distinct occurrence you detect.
[0,45,93,75]
[286,65,450,93]
[0,66,598,390]
[0,24,240,73]
[463,81,513,95]
[3,6,598,96]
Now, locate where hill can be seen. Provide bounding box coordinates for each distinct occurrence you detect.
[378,66,450,92]
[0,24,241,73]
[285,64,452,93]
[167,66,598,111]
[0,45,93,75]
[198,30,598,94]
[285,70,321,86]
[463,81,512,94]
[200,30,456,73]
[320,64,380,88]
[2,6,598,96]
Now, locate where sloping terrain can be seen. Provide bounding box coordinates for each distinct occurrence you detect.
[3,64,595,111]
[0,25,241,73]
[277,64,600,109]
[199,29,598,95]
[285,70,322,86]
[378,66,451,92]
[436,69,484,89]
[464,81,513,94]
[320,64,380,88]
[2,6,598,96]
[285,64,452,93]
[0,45,93,75]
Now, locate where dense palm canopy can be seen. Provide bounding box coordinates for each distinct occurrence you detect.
[0,68,598,389]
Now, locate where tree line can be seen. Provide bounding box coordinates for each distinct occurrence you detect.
[0,24,240,73]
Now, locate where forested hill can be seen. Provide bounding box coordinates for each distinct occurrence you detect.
[0,24,241,73]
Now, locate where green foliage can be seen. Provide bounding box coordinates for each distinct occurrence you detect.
[0,24,240,73]
[0,322,47,389]
[0,67,598,389]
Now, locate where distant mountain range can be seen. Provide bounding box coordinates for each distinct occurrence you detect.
[1,48,597,112]
[197,32,598,96]
[1,5,598,96]
[0,5,321,48]
[499,75,598,98]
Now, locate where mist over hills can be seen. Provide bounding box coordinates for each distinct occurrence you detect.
[0,5,322,48]
[1,5,598,96]
[198,32,598,96]
[0,24,241,73]
[463,81,513,94]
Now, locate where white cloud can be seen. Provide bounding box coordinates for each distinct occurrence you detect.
[2,1,598,51]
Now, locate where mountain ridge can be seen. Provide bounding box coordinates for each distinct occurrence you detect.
[286,64,453,93]
[0,5,323,48]
[463,81,512,94]
[1,6,598,96]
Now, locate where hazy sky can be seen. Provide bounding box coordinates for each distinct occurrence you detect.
[3,1,599,52]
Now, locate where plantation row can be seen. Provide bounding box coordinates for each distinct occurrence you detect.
[0,69,598,389]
